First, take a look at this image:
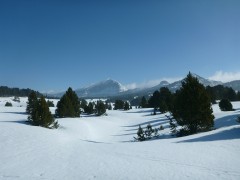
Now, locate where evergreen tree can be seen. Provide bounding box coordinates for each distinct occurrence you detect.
[159,87,173,113]
[145,124,154,139]
[123,101,130,110]
[5,102,12,107]
[47,100,54,107]
[55,87,80,118]
[96,100,106,116]
[148,91,160,109]
[135,125,145,141]
[80,99,88,109]
[171,73,214,135]
[84,102,94,114]
[28,96,58,128]
[219,99,233,111]
[140,96,148,108]
[26,91,38,115]
[114,100,124,110]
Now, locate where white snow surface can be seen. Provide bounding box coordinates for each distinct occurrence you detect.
[0,97,240,180]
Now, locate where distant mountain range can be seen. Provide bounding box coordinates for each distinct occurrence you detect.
[50,74,240,99]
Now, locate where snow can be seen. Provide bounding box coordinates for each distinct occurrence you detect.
[0,97,240,180]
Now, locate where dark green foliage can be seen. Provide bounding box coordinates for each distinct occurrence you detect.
[134,124,163,141]
[219,99,233,111]
[123,101,130,110]
[140,96,148,108]
[206,85,238,103]
[145,124,154,139]
[26,91,38,115]
[28,96,59,129]
[96,100,106,116]
[5,102,12,107]
[206,86,217,104]
[0,86,41,97]
[55,87,81,118]
[80,99,88,109]
[84,102,94,114]
[171,73,214,135]
[135,126,145,141]
[148,91,160,109]
[114,100,124,110]
[159,87,173,113]
[47,100,54,107]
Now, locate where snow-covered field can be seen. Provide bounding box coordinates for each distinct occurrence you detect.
[0,97,240,180]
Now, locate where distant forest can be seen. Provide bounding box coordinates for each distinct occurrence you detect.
[0,86,42,97]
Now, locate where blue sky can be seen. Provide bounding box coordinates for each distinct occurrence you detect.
[0,0,239,92]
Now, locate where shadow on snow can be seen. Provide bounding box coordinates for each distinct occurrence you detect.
[177,126,240,143]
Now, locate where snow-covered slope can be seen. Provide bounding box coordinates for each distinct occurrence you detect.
[53,79,127,98]
[1,97,240,179]
[75,79,127,98]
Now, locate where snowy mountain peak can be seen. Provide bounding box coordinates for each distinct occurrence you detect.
[191,73,222,87]
[75,79,127,98]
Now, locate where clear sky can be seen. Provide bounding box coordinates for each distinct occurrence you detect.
[0,0,239,92]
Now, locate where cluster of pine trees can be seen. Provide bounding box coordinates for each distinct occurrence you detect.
[26,91,59,129]
[135,124,164,141]
[80,99,108,116]
[114,100,131,110]
[136,73,215,139]
[206,85,240,103]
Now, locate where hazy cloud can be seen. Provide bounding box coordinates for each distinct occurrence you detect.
[125,77,182,90]
[208,71,240,82]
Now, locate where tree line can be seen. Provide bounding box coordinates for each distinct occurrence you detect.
[0,86,42,97]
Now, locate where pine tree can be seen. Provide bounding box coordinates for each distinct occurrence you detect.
[145,124,154,139]
[135,125,145,141]
[28,96,58,128]
[159,87,173,113]
[80,99,88,109]
[140,96,148,108]
[148,90,160,109]
[114,100,124,110]
[171,73,214,135]
[85,102,94,114]
[5,102,12,107]
[219,99,233,111]
[47,100,54,107]
[124,101,130,110]
[26,91,38,115]
[55,87,80,118]
[96,100,106,116]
